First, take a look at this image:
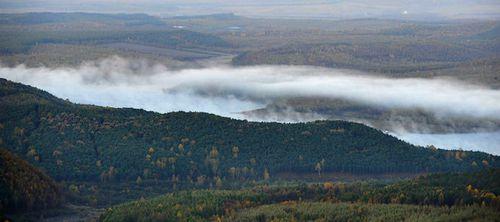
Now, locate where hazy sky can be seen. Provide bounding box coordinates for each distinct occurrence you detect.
[1,0,499,20]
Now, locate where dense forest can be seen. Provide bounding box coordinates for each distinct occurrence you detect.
[0,148,62,214]
[232,42,499,74]
[1,78,497,187]
[100,169,500,221]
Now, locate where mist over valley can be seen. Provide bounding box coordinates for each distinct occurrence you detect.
[2,56,499,154]
[1,7,499,221]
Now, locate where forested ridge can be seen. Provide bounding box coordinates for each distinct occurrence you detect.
[0,78,498,186]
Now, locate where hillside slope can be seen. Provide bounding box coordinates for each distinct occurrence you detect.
[0,78,497,185]
[0,148,62,213]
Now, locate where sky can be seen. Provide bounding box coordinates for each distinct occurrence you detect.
[0,0,499,20]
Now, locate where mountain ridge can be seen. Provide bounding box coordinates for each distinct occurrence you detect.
[0,78,497,184]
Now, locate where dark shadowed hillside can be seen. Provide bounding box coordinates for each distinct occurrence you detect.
[0,78,497,186]
[0,148,62,214]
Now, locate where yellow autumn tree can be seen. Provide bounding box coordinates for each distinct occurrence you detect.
[232,146,239,158]
[315,162,322,177]
[263,168,270,180]
[215,176,223,188]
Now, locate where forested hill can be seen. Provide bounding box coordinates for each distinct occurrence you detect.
[0,148,62,213]
[0,78,497,183]
[100,169,500,222]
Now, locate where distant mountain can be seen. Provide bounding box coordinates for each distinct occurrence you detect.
[0,148,62,213]
[0,78,497,185]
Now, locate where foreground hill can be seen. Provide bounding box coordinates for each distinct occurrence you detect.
[100,170,500,221]
[0,78,497,186]
[101,191,499,222]
[0,148,62,214]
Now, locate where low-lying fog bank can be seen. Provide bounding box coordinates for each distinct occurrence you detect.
[1,56,499,154]
[396,131,500,155]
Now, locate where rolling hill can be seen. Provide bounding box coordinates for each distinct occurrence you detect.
[232,42,498,74]
[99,169,500,222]
[0,78,497,186]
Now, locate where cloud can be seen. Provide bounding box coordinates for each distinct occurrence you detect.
[1,56,500,122]
[394,131,500,155]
